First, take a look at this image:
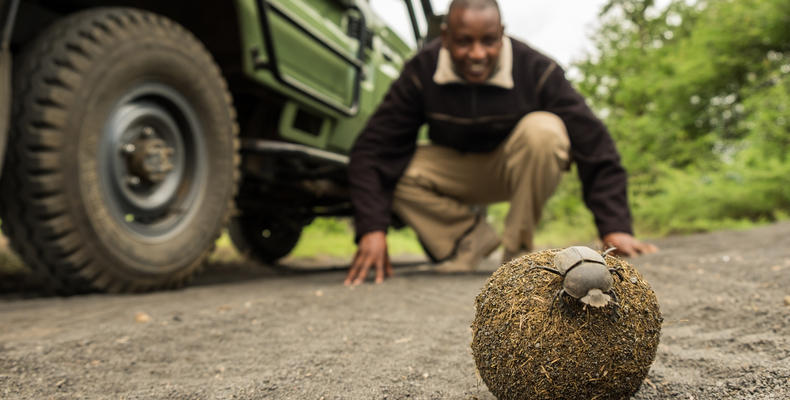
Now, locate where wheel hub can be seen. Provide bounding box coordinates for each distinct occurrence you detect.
[124,128,176,184]
[100,83,207,238]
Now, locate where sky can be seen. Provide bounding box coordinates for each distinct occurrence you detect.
[369,0,613,69]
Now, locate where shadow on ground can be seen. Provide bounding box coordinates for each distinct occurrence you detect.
[0,253,432,298]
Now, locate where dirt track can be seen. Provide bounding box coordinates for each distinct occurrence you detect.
[1,222,789,399]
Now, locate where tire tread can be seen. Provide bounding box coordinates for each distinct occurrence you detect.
[0,7,239,294]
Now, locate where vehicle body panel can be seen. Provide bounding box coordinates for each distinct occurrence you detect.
[235,0,413,154]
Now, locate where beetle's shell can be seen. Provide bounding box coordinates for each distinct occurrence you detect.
[564,262,614,299]
[553,246,606,274]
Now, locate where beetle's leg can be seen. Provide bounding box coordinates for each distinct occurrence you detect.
[609,267,625,281]
[530,266,563,276]
[607,290,621,322]
[602,246,618,258]
[608,289,620,306]
[549,289,565,316]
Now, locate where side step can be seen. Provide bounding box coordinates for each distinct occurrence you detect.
[241,139,349,167]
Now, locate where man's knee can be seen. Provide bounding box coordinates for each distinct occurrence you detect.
[512,111,569,148]
[506,111,570,168]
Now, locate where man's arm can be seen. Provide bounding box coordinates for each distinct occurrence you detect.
[345,61,426,284]
[537,62,656,256]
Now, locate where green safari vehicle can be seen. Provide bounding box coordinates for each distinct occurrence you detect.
[0,0,441,293]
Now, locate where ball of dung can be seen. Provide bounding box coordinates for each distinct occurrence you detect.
[471,249,662,400]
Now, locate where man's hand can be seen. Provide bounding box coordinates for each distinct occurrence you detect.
[344,231,393,285]
[602,232,658,257]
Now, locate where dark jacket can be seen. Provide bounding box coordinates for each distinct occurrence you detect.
[349,37,632,241]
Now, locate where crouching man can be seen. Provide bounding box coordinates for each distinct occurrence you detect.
[345,0,656,285]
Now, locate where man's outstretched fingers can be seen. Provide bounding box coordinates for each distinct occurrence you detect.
[353,261,373,285]
[602,232,658,258]
[638,242,659,254]
[345,250,364,285]
[376,259,386,283]
[618,244,637,257]
[352,252,376,285]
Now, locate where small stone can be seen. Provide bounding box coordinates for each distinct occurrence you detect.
[315,290,324,297]
[134,312,151,323]
[784,296,790,306]
[630,277,638,284]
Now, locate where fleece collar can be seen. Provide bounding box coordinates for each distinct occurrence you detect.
[433,36,514,89]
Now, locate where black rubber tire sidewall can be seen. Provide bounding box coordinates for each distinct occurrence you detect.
[1,8,238,292]
[76,29,234,273]
[228,216,303,264]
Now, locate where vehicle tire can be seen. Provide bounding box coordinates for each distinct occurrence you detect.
[0,49,10,167]
[0,8,239,293]
[228,215,303,265]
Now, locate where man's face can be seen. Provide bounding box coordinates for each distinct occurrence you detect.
[441,6,504,84]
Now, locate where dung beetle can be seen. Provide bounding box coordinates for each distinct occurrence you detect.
[530,246,624,318]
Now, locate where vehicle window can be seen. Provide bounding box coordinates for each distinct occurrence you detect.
[369,0,427,47]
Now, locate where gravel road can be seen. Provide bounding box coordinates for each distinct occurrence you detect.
[1,222,789,399]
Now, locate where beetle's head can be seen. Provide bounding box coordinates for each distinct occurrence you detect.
[580,288,611,308]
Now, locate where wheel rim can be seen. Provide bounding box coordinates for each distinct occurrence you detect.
[99,83,207,242]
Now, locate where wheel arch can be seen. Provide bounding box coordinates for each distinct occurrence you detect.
[9,0,245,85]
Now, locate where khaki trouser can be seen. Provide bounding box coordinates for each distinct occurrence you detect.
[392,112,571,260]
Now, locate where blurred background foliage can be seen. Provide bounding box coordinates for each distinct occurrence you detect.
[294,0,790,258]
[564,0,790,238]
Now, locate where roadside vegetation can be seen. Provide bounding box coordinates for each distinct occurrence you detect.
[569,0,790,237]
